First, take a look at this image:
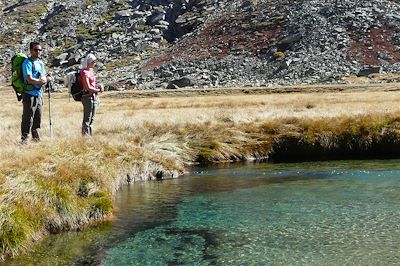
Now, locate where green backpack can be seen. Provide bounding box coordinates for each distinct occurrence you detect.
[11,53,33,101]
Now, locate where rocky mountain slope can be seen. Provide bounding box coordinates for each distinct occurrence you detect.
[1,0,400,90]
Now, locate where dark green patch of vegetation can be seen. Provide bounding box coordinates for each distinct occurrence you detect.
[16,3,46,24]
[104,53,141,69]
[104,27,124,35]
[85,0,98,6]
[76,26,98,41]
[0,206,41,258]
[42,7,77,32]
[89,192,113,218]
[136,23,151,32]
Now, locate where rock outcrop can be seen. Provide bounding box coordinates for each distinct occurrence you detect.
[1,0,400,89]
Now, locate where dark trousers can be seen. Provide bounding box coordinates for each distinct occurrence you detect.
[21,93,42,140]
[81,94,98,136]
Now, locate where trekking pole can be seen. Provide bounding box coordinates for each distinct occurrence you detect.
[47,80,53,139]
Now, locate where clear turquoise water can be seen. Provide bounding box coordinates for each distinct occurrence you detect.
[103,160,400,265]
[5,160,400,265]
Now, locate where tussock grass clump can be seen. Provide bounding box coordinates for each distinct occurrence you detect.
[1,87,400,259]
[269,114,400,160]
[0,137,183,259]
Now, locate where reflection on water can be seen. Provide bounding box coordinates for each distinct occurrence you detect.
[6,160,400,265]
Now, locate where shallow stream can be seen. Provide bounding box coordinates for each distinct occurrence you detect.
[5,160,400,265]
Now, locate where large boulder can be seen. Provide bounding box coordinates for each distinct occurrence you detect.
[146,12,165,26]
[115,10,131,19]
[166,77,194,89]
[357,66,381,77]
[52,52,69,67]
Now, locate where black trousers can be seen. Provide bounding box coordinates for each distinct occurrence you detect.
[21,93,42,140]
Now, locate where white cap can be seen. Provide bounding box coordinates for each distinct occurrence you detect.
[86,53,97,63]
[81,53,97,69]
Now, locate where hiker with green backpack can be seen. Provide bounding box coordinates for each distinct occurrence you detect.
[17,41,50,144]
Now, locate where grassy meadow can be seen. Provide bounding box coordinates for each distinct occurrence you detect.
[1,83,400,259]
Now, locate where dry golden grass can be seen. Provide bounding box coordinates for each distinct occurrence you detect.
[1,83,400,259]
[3,84,400,141]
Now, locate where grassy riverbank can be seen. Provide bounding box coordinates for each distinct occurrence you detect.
[1,83,400,259]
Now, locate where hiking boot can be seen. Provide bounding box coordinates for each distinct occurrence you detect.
[21,138,28,145]
[32,130,41,142]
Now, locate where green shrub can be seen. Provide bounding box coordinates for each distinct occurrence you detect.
[76,26,97,41]
[89,192,112,218]
[32,4,47,17]
[104,54,141,69]
[274,51,285,58]
[137,23,151,32]
[0,207,37,256]
[105,27,124,35]
[50,48,63,58]
[86,0,96,6]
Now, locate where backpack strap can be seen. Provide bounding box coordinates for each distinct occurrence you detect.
[27,57,35,71]
[10,54,15,87]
